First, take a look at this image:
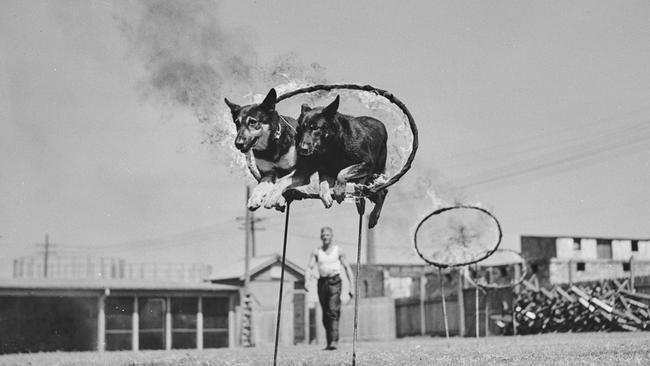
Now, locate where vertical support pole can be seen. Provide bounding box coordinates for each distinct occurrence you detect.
[197,296,204,350]
[568,259,573,287]
[475,265,479,341]
[97,295,106,351]
[244,186,251,290]
[484,291,489,337]
[273,202,291,366]
[228,295,236,348]
[132,296,139,351]
[457,269,465,337]
[439,267,450,347]
[629,256,635,292]
[512,296,517,337]
[419,274,426,336]
[352,198,365,366]
[241,186,253,348]
[304,290,310,345]
[166,296,172,350]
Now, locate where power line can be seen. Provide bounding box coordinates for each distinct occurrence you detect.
[454,127,650,191]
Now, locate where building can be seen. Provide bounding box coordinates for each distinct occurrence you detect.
[521,235,650,286]
[208,254,309,346]
[0,278,239,354]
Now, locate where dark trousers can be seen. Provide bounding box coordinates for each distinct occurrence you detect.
[317,274,342,345]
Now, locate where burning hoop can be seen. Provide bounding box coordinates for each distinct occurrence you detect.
[413,205,503,347]
[413,205,503,269]
[244,83,418,197]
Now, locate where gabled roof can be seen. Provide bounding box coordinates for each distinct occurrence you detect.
[208,254,304,282]
[0,278,239,292]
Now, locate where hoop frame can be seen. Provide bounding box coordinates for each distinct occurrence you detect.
[413,205,503,269]
[244,83,419,195]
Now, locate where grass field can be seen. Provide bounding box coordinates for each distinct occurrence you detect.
[1,332,649,366]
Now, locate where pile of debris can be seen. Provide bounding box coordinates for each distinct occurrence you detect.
[493,279,650,334]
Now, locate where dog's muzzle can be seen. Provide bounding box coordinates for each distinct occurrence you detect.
[235,137,258,153]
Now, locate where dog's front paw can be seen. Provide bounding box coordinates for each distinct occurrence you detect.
[332,181,346,204]
[263,189,283,209]
[273,196,286,212]
[319,181,333,208]
[248,182,273,210]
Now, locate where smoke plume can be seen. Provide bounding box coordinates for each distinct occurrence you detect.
[117,0,326,173]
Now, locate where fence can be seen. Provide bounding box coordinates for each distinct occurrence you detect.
[234,296,395,346]
[395,295,461,337]
[13,256,212,283]
[395,274,650,338]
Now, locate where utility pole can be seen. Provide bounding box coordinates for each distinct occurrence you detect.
[241,186,254,347]
[237,207,266,258]
[36,234,57,278]
[249,212,266,257]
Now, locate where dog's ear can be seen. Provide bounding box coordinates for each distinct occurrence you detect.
[322,95,340,118]
[298,104,311,125]
[224,98,241,113]
[260,88,277,111]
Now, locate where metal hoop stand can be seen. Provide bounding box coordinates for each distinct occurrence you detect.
[262,84,418,366]
[413,205,503,348]
[462,249,529,343]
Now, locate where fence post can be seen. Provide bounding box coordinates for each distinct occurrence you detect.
[457,269,465,337]
[629,256,635,292]
[419,274,426,335]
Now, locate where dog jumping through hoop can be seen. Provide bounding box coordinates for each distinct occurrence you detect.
[224,89,298,210]
[266,95,389,228]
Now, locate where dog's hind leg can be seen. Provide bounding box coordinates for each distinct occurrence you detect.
[333,162,372,203]
[367,189,387,228]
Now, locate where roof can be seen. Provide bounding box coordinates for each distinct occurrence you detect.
[208,254,304,282]
[476,250,525,267]
[521,234,650,242]
[0,278,239,293]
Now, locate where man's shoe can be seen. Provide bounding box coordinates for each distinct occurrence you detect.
[328,341,338,350]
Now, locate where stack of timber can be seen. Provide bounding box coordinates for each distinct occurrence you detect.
[492,279,650,334]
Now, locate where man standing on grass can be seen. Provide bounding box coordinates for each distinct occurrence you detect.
[304,226,355,350]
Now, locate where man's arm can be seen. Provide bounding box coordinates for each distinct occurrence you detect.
[339,251,355,298]
[304,249,318,292]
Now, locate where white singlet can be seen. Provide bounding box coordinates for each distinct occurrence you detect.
[316,245,342,278]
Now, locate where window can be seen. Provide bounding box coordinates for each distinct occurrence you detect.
[576,262,586,272]
[499,266,509,277]
[573,238,582,251]
[531,264,539,274]
[105,297,133,351]
[203,297,229,349]
[596,239,613,259]
[623,262,631,272]
[631,240,639,252]
[139,298,165,350]
[171,297,197,349]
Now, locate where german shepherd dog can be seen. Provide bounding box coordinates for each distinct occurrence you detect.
[268,95,388,228]
[224,88,298,210]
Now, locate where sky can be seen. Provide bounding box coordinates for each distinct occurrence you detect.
[1,0,650,278]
